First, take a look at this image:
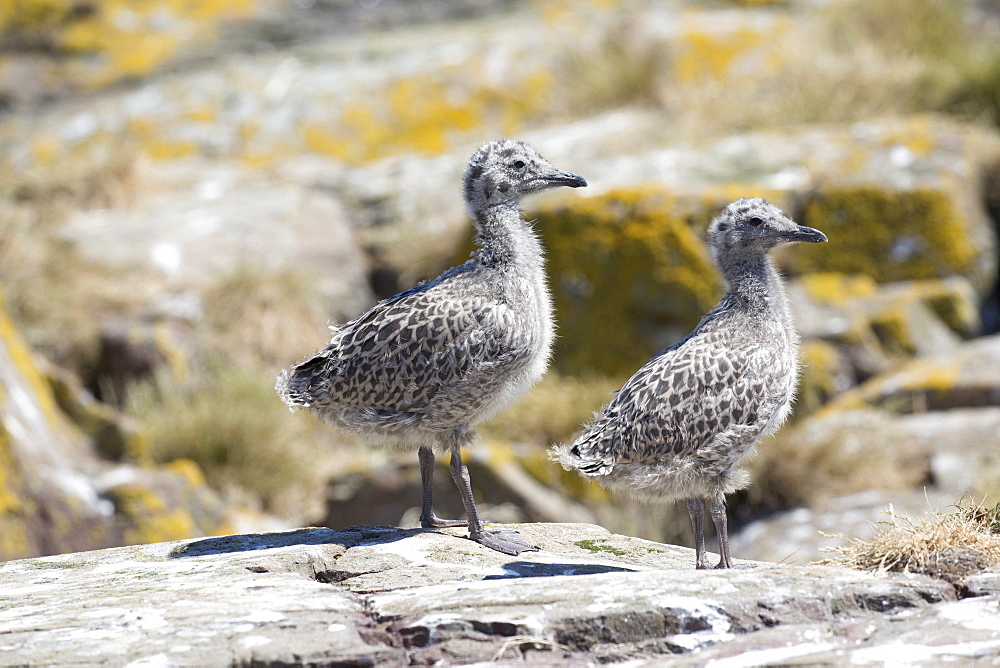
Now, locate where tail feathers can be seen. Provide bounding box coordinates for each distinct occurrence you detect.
[549,441,616,477]
[275,368,317,411]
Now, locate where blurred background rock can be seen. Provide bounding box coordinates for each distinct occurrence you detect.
[0,0,998,563]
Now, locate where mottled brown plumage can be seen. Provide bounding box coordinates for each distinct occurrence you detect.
[278,139,586,555]
[553,198,827,569]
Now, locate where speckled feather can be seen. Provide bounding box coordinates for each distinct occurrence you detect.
[277,139,587,450]
[554,198,827,504]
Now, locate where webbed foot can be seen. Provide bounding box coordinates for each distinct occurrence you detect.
[470,528,539,556]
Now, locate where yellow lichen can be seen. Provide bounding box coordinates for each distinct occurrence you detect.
[674,27,764,84]
[532,188,720,376]
[51,0,256,90]
[110,484,198,546]
[166,458,208,488]
[301,62,553,165]
[0,295,72,434]
[800,272,879,307]
[792,187,981,288]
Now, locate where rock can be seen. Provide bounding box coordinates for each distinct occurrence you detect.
[831,332,1000,414]
[0,288,241,560]
[750,406,1000,510]
[790,274,979,367]
[740,336,1000,566]
[58,158,373,319]
[41,357,149,461]
[669,595,1000,666]
[0,523,973,666]
[730,489,959,565]
[750,334,1000,512]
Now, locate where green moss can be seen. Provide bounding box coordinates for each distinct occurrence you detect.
[574,539,628,556]
[534,188,720,376]
[792,187,980,287]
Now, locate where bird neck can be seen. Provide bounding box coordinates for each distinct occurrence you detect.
[472,204,544,272]
[721,254,791,323]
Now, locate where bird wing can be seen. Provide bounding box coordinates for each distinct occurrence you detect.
[282,268,532,414]
[569,322,769,474]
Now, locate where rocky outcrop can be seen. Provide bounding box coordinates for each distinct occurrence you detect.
[0,289,245,561]
[2,523,996,665]
[736,335,1000,563]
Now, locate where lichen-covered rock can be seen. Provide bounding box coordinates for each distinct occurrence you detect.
[0,288,239,560]
[41,357,149,460]
[748,337,1000,513]
[830,332,1000,414]
[790,186,995,293]
[0,523,979,666]
[787,274,981,390]
[533,188,721,375]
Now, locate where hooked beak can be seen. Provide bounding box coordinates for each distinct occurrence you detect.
[779,225,828,244]
[540,170,588,189]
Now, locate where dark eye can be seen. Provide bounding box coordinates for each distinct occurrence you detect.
[748,216,763,227]
[512,159,526,170]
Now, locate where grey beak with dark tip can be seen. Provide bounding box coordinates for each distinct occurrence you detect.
[543,170,588,188]
[781,225,828,244]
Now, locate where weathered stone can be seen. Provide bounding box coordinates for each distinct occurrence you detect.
[788,274,980,380]
[730,489,959,565]
[831,333,1000,414]
[0,289,246,561]
[58,158,373,320]
[672,595,1000,666]
[750,406,1000,511]
[0,523,965,666]
[41,358,149,461]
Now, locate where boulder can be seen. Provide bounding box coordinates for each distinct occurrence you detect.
[57,158,374,320]
[742,336,1000,565]
[829,332,1000,414]
[0,523,982,666]
[788,273,981,410]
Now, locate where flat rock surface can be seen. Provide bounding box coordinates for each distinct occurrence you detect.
[2,523,992,666]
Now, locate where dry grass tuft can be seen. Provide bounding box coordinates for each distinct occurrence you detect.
[827,500,1000,582]
[124,363,339,520]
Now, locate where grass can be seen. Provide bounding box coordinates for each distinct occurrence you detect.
[826,499,1000,582]
[124,363,337,520]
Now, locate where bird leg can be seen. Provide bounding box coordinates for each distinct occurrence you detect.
[417,446,467,528]
[448,439,538,556]
[709,499,733,569]
[686,497,711,569]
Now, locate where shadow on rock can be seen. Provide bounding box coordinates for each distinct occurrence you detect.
[169,525,431,558]
[485,561,636,579]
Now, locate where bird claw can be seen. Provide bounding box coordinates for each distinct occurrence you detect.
[470,529,539,556]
